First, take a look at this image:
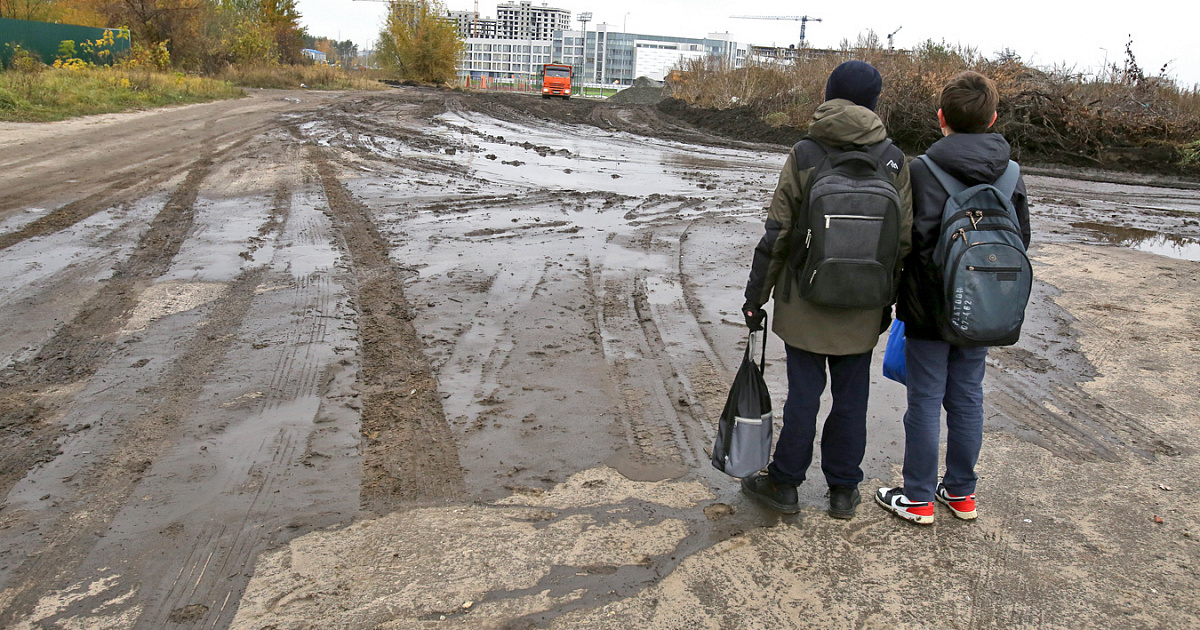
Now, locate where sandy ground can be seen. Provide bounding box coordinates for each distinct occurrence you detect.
[0,86,1197,629]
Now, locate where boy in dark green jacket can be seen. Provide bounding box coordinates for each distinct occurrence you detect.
[741,61,912,519]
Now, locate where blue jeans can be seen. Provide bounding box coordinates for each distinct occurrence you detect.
[767,345,871,488]
[902,338,989,503]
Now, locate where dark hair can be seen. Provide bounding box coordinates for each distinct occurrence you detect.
[940,71,999,133]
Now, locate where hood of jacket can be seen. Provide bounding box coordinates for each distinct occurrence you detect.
[807,99,888,147]
[925,132,1013,185]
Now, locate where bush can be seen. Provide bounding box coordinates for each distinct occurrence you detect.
[217,63,387,90]
[667,35,1200,174]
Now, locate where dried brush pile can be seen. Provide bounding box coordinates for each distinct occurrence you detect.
[667,36,1200,174]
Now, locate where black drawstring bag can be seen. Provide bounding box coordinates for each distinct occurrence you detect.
[711,321,773,478]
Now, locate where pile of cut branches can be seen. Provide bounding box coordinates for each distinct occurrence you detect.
[667,37,1200,174]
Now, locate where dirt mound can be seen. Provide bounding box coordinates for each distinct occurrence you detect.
[655,97,804,146]
[607,76,668,105]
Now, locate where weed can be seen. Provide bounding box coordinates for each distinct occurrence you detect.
[217,63,386,90]
[1180,140,1200,168]
[0,65,242,122]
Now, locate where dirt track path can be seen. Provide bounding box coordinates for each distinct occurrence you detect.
[0,87,1198,629]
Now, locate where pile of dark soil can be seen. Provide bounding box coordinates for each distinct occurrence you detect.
[655,98,803,147]
[607,76,669,105]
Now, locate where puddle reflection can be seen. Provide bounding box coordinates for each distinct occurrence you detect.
[1072,222,1200,262]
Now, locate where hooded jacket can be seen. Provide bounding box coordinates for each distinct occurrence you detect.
[897,132,1031,341]
[745,99,913,356]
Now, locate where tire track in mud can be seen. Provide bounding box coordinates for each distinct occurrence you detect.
[984,280,1180,463]
[0,128,261,253]
[590,223,726,471]
[2,265,268,628]
[133,184,310,630]
[0,265,268,628]
[0,156,213,501]
[988,367,1179,463]
[308,146,464,512]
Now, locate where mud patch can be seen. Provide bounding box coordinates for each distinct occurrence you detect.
[120,281,227,333]
[230,467,711,629]
[308,146,464,512]
[1071,221,1200,261]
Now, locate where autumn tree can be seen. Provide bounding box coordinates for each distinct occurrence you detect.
[334,39,356,67]
[0,0,54,21]
[259,0,301,64]
[98,0,210,69]
[377,0,462,83]
[44,0,108,27]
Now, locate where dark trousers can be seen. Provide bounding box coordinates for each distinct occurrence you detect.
[767,345,871,488]
[902,338,988,502]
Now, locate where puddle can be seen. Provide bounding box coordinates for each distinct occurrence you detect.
[1071,222,1200,262]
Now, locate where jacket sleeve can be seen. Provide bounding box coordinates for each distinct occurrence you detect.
[745,150,804,306]
[895,157,914,275]
[1013,174,1031,248]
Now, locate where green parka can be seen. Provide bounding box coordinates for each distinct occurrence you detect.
[745,99,913,355]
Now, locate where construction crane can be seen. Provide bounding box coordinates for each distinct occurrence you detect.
[887,26,903,50]
[731,15,823,47]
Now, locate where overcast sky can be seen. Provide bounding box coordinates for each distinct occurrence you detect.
[297,0,1200,87]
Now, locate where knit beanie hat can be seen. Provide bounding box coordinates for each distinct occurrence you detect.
[824,60,883,111]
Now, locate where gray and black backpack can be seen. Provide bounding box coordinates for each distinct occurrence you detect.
[787,139,905,309]
[918,155,1032,347]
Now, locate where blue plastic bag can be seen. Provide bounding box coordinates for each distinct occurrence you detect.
[883,319,907,385]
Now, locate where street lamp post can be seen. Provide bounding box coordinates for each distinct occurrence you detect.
[578,12,591,97]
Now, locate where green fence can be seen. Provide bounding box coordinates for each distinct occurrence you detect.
[0,18,130,67]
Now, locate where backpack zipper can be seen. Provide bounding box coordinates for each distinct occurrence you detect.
[952,224,1022,242]
[824,214,881,228]
[967,266,1023,272]
[946,208,1011,225]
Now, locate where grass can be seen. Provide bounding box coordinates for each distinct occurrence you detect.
[0,66,243,122]
[217,64,388,90]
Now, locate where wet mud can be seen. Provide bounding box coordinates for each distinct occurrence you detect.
[0,86,1198,629]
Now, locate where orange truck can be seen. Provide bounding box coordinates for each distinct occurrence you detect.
[541,63,572,99]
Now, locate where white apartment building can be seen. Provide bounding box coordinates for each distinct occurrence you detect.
[447,10,498,38]
[459,38,557,80]
[453,5,748,87]
[553,26,747,85]
[495,1,571,40]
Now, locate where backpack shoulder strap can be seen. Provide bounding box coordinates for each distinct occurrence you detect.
[991,160,1020,199]
[915,154,967,196]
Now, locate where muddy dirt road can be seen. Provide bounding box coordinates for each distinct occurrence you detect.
[1,87,1198,629]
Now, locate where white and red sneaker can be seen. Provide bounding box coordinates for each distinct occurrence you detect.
[875,487,934,525]
[936,483,978,520]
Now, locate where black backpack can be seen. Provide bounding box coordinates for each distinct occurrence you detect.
[918,155,1031,347]
[786,139,904,309]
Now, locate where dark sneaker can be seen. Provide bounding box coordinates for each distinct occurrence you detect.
[936,483,978,520]
[741,474,800,514]
[828,485,861,519]
[875,487,934,525]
